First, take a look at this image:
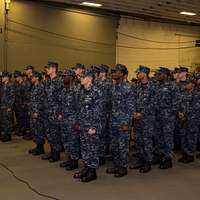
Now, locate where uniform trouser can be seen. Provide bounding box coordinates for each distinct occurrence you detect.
[134,118,154,163]
[174,117,182,148]
[45,118,62,151]
[14,104,30,133]
[198,126,200,149]
[80,126,100,169]
[99,117,110,157]
[180,120,198,156]
[111,126,130,168]
[60,122,80,160]
[154,114,175,159]
[1,108,13,136]
[30,116,45,145]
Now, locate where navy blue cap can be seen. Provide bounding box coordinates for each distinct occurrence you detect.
[99,64,109,73]
[24,65,34,70]
[82,69,95,78]
[110,67,116,74]
[173,67,180,73]
[74,63,85,69]
[156,67,170,75]
[91,65,100,73]
[137,65,150,74]
[195,72,200,79]
[114,64,127,73]
[14,70,22,78]
[178,67,188,73]
[2,71,12,78]
[31,71,41,78]
[62,69,75,77]
[183,76,195,84]
[47,61,58,69]
[57,71,63,76]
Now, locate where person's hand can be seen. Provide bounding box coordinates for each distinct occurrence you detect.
[120,124,129,132]
[178,112,185,119]
[58,114,63,120]
[133,112,142,120]
[7,108,11,112]
[88,128,97,135]
[33,113,38,118]
[73,123,80,131]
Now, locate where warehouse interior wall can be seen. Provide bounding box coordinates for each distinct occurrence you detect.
[117,17,200,79]
[0,0,5,71]
[5,0,117,71]
[1,0,200,75]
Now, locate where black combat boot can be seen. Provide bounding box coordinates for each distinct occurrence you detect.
[139,162,152,173]
[74,167,89,179]
[99,157,106,166]
[65,160,79,171]
[2,135,12,142]
[49,149,60,163]
[23,131,33,140]
[32,144,45,156]
[60,156,72,168]
[114,167,128,178]
[179,154,194,164]
[29,144,44,155]
[0,132,3,140]
[152,153,162,165]
[81,168,97,182]
[106,167,119,174]
[41,146,53,160]
[178,153,187,163]
[196,153,200,159]
[129,157,143,170]
[160,157,173,169]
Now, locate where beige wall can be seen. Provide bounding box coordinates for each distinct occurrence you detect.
[0,0,5,71]
[117,17,200,79]
[6,0,117,71]
[2,1,200,75]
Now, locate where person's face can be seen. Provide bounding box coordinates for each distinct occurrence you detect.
[75,68,83,77]
[99,72,106,79]
[178,72,187,80]
[2,76,9,83]
[155,73,165,81]
[197,79,200,86]
[173,73,178,80]
[80,76,92,86]
[114,70,124,80]
[62,76,73,85]
[15,76,22,82]
[185,82,194,91]
[47,67,56,76]
[137,71,146,80]
[31,76,37,84]
[110,71,117,80]
[23,76,27,81]
[25,69,32,76]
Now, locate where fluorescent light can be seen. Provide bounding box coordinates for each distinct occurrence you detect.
[81,2,103,7]
[180,11,196,16]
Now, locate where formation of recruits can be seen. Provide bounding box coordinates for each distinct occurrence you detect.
[0,62,200,183]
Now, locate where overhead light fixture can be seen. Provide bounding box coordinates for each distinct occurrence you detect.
[81,2,103,7]
[5,0,11,11]
[180,11,196,16]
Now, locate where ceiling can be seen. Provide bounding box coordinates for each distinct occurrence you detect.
[40,0,200,25]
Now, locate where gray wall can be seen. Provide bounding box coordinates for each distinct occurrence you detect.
[6,0,117,71]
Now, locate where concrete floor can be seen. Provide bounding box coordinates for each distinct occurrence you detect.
[0,137,200,200]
